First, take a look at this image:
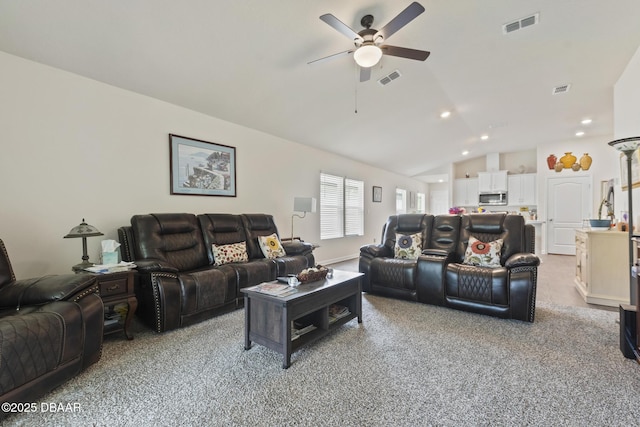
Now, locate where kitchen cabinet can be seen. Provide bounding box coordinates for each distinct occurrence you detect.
[574,229,629,307]
[508,173,537,205]
[478,171,508,193]
[453,178,478,207]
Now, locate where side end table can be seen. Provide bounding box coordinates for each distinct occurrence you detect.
[93,270,137,340]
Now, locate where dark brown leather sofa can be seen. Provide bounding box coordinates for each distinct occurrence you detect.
[118,213,315,332]
[0,239,103,406]
[359,213,539,322]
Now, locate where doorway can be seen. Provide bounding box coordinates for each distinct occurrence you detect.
[546,175,592,255]
[429,190,449,215]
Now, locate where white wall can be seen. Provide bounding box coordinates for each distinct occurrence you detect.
[614,44,640,227]
[0,52,425,277]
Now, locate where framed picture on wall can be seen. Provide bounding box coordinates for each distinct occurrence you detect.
[169,134,237,197]
[373,186,382,202]
[620,150,640,191]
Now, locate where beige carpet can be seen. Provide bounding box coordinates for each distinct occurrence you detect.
[5,288,640,426]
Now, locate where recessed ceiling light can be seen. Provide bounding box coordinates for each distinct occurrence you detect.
[480,135,489,140]
[462,150,469,156]
[581,118,592,125]
[440,111,451,118]
[575,131,585,137]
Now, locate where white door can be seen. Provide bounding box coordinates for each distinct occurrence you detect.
[546,176,591,255]
[429,190,449,215]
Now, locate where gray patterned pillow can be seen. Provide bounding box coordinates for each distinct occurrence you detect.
[394,233,422,259]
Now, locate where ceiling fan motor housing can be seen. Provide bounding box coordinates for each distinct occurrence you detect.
[355,28,382,48]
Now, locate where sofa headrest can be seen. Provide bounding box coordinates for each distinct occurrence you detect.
[199,214,242,233]
[466,213,506,234]
[396,214,428,233]
[147,213,199,234]
[242,214,274,231]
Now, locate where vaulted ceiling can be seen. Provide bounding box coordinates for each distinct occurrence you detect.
[1,1,639,180]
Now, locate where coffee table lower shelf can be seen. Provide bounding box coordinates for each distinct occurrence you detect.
[242,270,363,368]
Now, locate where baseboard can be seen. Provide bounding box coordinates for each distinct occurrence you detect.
[318,254,359,266]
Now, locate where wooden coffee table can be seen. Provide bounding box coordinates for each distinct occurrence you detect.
[241,270,363,368]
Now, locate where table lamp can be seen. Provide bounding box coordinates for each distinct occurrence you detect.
[291,197,317,241]
[64,218,104,272]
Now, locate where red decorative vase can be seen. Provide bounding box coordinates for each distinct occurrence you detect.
[547,154,557,170]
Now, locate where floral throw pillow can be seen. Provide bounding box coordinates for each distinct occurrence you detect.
[258,233,286,259]
[394,233,422,259]
[212,242,249,266]
[463,236,503,268]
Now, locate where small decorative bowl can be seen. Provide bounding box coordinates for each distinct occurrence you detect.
[589,219,611,230]
[296,266,329,284]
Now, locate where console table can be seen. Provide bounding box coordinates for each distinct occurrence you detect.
[575,229,629,307]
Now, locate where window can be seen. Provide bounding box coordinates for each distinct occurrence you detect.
[320,173,364,240]
[345,179,364,236]
[416,192,426,213]
[396,188,407,214]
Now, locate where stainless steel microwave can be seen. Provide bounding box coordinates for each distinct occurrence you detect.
[478,192,507,206]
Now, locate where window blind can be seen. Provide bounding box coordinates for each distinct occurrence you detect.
[320,173,344,240]
[345,178,364,236]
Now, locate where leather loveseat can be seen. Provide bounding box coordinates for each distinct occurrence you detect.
[118,213,315,332]
[0,239,103,406]
[359,213,539,322]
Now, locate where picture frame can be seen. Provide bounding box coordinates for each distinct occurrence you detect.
[169,134,237,197]
[620,150,640,191]
[373,186,382,203]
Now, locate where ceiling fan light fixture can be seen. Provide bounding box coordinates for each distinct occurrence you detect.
[354,44,382,68]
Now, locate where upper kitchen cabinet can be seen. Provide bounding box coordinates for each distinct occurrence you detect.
[453,178,479,207]
[508,173,537,205]
[478,171,508,193]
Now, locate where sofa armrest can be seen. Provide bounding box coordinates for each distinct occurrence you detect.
[282,240,314,256]
[416,252,456,305]
[135,259,179,274]
[505,253,540,269]
[360,244,392,259]
[0,274,97,310]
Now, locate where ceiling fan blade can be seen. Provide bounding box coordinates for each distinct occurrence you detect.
[381,45,430,61]
[307,49,354,65]
[359,67,371,82]
[376,2,425,40]
[319,13,363,42]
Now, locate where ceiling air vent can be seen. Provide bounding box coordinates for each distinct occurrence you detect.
[378,70,402,86]
[503,13,539,34]
[553,84,571,95]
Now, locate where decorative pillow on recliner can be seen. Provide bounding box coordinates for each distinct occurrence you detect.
[463,236,503,268]
[258,233,286,259]
[212,242,249,266]
[394,233,422,259]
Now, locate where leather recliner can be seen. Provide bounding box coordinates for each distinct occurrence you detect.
[360,213,539,322]
[0,239,103,406]
[124,213,315,332]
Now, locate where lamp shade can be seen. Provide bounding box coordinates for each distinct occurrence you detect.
[64,219,103,238]
[608,136,640,152]
[294,197,317,213]
[353,44,382,68]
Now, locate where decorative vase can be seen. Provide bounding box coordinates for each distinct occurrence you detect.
[571,163,581,171]
[546,154,557,170]
[554,162,564,172]
[560,152,577,169]
[580,153,592,170]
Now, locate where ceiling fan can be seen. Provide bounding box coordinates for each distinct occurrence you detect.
[309,2,430,82]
